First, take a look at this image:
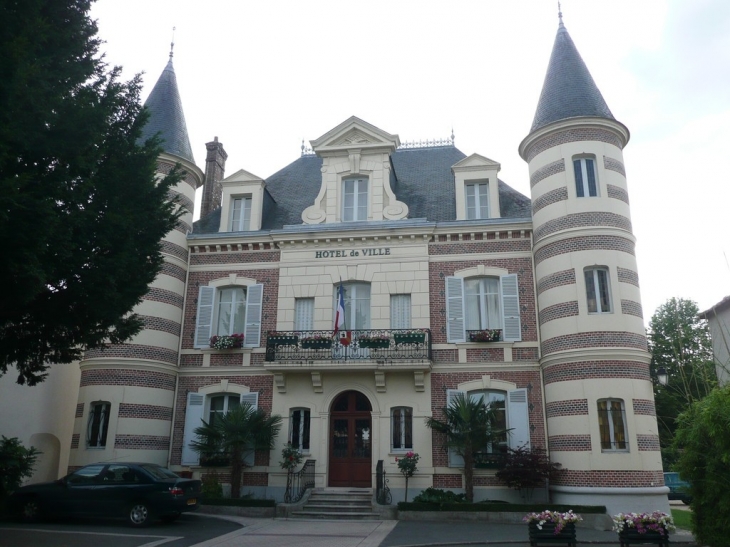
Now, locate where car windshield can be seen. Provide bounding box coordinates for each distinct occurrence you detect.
[140,464,179,479]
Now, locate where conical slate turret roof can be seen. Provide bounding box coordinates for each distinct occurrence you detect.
[140,56,195,163]
[530,20,615,133]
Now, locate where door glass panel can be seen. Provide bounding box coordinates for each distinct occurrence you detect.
[333,393,348,412]
[354,419,371,458]
[355,392,371,411]
[332,419,349,458]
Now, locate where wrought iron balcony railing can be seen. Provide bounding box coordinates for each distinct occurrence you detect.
[265,329,432,363]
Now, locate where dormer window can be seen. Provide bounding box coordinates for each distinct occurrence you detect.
[465,181,489,220]
[342,177,368,221]
[574,156,598,197]
[229,196,252,231]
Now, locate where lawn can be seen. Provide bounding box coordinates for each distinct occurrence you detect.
[672,507,692,530]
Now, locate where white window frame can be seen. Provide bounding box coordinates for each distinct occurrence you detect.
[597,398,629,452]
[289,408,311,453]
[391,406,413,452]
[465,277,502,330]
[194,282,264,348]
[229,196,252,231]
[468,390,507,454]
[585,267,612,314]
[207,393,240,426]
[574,156,598,197]
[465,181,489,220]
[215,287,247,337]
[445,274,521,343]
[86,401,111,449]
[342,177,369,222]
[390,294,411,330]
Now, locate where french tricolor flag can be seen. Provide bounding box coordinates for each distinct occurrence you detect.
[334,282,345,336]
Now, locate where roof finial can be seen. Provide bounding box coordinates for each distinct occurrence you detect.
[451,127,455,145]
[558,2,564,27]
[169,26,176,59]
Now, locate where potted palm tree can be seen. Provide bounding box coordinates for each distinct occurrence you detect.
[425,392,508,502]
[190,403,282,499]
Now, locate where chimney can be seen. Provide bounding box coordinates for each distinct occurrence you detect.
[201,136,228,219]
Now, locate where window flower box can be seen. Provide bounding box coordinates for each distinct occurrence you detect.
[209,333,244,349]
[394,332,426,345]
[613,512,674,547]
[358,337,391,349]
[301,337,333,350]
[267,334,299,347]
[469,329,502,343]
[524,510,582,547]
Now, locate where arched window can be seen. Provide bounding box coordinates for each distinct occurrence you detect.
[573,155,598,197]
[597,399,628,451]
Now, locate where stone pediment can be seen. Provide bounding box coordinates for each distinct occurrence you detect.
[452,153,501,172]
[222,168,264,184]
[310,116,400,155]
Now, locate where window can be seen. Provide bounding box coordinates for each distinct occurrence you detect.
[336,282,371,330]
[445,274,521,342]
[574,157,598,197]
[229,196,252,231]
[342,178,368,221]
[391,407,413,451]
[87,401,111,448]
[390,294,411,329]
[597,399,628,451]
[585,267,612,313]
[289,408,310,452]
[181,391,259,466]
[446,388,529,467]
[465,182,489,219]
[194,283,264,348]
[295,298,314,332]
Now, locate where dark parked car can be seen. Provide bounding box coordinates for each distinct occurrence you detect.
[664,471,692,504]
[10,462,201,526]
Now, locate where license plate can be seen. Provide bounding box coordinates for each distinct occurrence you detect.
[187,498,197,505]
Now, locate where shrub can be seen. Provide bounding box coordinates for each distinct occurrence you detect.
[201,471,223,499]
[496,447,563,500]
[412,487,467,504]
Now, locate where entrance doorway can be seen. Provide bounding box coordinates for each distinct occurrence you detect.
[328,390,372,487]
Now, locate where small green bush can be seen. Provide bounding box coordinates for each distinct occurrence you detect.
[201,471,223,499]
[412,487,467,504]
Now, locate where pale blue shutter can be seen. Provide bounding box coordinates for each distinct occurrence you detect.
[243,284,263,347]
[194,286,216,348]
[447,389,466,467]
[241,392,259,466]
[507,388,530,450]
[446,277,466,343]
[501,274,521,341]
[181,393,205,465]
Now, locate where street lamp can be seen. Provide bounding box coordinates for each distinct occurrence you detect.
[657,367,668,386]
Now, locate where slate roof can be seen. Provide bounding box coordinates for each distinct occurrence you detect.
[530,21,615,133]
[193,146,531,234]
[140,58,195,164]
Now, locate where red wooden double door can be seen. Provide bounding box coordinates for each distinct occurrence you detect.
[328,391,372,487]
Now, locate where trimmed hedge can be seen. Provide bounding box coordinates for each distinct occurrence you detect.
[398,502,606,513]
[201,498,276,507]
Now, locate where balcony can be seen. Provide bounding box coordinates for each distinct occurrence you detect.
[264,329,432,371]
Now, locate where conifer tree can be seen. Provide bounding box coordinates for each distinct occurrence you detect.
[0,0,183,384]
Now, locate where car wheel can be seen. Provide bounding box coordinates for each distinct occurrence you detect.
[19,497,42,522]
[160,512,181,523]
[128,502,151,527]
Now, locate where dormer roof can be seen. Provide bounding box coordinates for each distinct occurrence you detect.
[310,116,400,156]
[530,20,615,133]
[140,58,195,164]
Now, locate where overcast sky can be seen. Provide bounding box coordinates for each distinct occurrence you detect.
[91,0,730,324]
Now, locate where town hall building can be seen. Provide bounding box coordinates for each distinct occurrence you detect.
[0,15,668,514]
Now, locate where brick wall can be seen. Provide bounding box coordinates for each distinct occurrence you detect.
[543,360,650,384]
[548,434,592,451]
[84,344,179,365]
[537,269,576,296]
[607,184,630,204]
[145,287,184,309]
[541,332,648,356]
[603,156,626,176]
[524,127,623,162]
[118,403,173,421]
[80,369,176,390]
[558,470,663,488]
[534,212,632,242]
[539,301,579,325]
[530,159,565,188]
[114,435,169,451]
[545,399,588,418]
[632,399,656,416]
[617,267,640,287]
[534,235,635,265]
[621,300,643,318]
[532,187,568,215]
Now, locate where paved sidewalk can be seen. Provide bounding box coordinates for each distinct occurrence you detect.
[190,515,697,547]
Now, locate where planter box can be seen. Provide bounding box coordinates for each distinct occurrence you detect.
[528,522,577,547]
[359,338,391,349]
[301,339,332,350]
[618,528,669,547]
[469,331,501,343]
[394,334,426,345]
[268,336,299,347]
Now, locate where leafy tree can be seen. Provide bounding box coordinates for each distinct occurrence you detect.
[674,385,730,546]
[0,0,183,385]
[191,403,282,499]
[648,298,717,468]
[0,437,40,504]
[425,393,507,502]
[496,446,563,501]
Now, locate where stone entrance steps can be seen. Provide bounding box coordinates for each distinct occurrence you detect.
[290,487,380,520]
